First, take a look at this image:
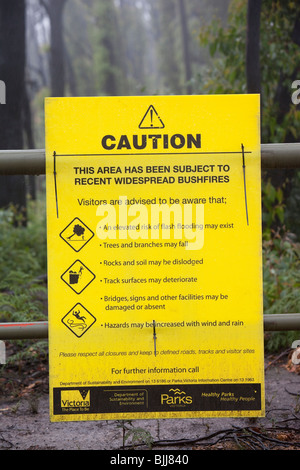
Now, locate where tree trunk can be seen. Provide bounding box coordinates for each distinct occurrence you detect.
[158,0,181,93]
[178,0,192,94]
[246,0,261,94]
[23,88,36,200]
[47,0,67,96]
[0,0,27,225]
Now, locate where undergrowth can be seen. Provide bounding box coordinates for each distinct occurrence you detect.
[0,197,48,364]
[263,229,300,351]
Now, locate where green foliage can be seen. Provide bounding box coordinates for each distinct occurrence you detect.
[261,177,300,352]
[0,199,47,324]
[91,0,124,96]
[0,285,47,324]
[118,420,154,449]
[198,0,300,143]
[263,231,300,351]
[261,180,285,239]
[263,232,300,311]
[4,340,48,366]
[285,172,300,237]
[199,0,246,94]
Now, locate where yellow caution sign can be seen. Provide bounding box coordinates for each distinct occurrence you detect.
[45,95,264,422]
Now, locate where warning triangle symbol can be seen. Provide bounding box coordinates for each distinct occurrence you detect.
[139,105,165,129]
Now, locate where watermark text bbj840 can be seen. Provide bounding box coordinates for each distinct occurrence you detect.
[291,80,300,105]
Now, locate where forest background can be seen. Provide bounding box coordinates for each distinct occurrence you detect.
[0,0,299,365]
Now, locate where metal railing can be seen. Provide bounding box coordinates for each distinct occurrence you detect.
[0,143,299,340]
[1,314,300,340]
[1,143,300,175]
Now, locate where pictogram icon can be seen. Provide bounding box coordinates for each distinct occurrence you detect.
[61,260,95,294]
[61,303,96,338]
[139,105,164,129]
[60,217,94,252]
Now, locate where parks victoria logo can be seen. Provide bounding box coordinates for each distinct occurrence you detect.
[161,388,193,407]
[61,389,90,411]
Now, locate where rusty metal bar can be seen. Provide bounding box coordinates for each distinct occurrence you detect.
[0,143,300,175]
[0,322,48,340]
[0,315,300,340]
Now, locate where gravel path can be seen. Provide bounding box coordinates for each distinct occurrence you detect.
[0,356,299,451]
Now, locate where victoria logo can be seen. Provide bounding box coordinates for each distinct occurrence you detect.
[161,388,193,407]
[61,389,90,409]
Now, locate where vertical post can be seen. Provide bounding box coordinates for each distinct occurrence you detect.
[0,340,6,364]
[0,80,6,104]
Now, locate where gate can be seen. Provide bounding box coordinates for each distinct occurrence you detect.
[0,143,299,339]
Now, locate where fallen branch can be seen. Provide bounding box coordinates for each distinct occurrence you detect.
[122,420,300,450]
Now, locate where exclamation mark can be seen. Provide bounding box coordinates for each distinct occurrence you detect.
[150,107,153,127]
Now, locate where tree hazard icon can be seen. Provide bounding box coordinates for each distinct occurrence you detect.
[61,260,95,294]
[60,218,94,252]
[61,303,96,338]
[139,105,164,129]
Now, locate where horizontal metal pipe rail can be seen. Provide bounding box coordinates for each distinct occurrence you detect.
[264,313,300,332]
[0,143,299,339]
[0,322,48,339]
[0,314,300,340]
[0,143,300,175]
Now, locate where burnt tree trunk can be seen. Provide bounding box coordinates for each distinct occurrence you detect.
[246,0,262,95]
[42,0,67,96]
[0,0,27,225]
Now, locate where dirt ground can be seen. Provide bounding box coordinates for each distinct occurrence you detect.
[0,350,300,451]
